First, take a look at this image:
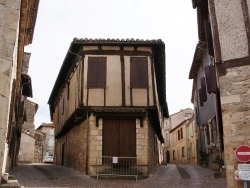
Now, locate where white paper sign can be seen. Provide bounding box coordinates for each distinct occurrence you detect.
[238,164,250,171]
[235,170,250,181]
[112,157,118,163]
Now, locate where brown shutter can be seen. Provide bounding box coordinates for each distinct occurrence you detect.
[209,65,217,93]
[87,57,98,87]
[199,88,204,107]
[130,57,140,87]
[205,65,217,94]
[130,57,148,88]
[97,57,107,88]
[200,77,207,102]
[139,57,148,88]
[87,57,107,88]
[204,20,214,56]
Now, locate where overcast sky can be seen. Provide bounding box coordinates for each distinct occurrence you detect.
[25,0,198,127]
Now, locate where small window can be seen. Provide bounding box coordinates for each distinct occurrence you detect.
[182,147,185,157]
[130,57,148,88]
[87,57,107,88]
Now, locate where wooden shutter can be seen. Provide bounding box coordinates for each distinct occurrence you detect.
[96,57,106,88]
[130,57,140,88]
[205,65,217,94]
[130,57,148,88]
[87,57,98,87]
[200,77,207,102]
[87,57,106,88]
[139,57,148,88]
[199,88,204,107]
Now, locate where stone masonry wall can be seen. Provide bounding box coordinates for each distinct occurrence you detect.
[147,118,160,174]
[0,0,21,180]
[56,120,87,174]
[88,115,155,176]
[219,65,250,188]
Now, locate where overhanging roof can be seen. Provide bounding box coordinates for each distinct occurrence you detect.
[189,41,207,79]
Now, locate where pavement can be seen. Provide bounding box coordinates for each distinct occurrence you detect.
[2,163,226,188]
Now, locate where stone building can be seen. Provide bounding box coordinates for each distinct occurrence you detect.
[0,0,39,183]
[48,38,169,176]
[162,109,197,164]
[18,99,38,163]
[190,0,250,187]
[36,123,55,162]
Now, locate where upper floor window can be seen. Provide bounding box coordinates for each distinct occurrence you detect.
[130,57,148,88]
[178,128,183,140]
[87,57,107,88]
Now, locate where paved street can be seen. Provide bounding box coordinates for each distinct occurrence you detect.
[10,163,226,188]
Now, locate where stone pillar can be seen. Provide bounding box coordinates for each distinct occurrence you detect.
[219,66,250,188]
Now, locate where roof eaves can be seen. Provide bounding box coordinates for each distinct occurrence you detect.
[188,41,207,79]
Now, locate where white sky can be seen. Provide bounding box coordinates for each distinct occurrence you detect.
[25,0,198,127]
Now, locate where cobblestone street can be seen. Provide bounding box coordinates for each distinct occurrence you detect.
[10,163,226,188]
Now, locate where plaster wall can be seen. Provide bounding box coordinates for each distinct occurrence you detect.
[214,0,248,61]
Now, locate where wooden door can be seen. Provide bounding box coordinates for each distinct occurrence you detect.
[103,119,136,157]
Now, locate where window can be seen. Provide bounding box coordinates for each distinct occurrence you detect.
[178,128,183,140]
[182,147,185,157]
[87,57,107,88]
[130,57,148,88]
[173,150,175,160]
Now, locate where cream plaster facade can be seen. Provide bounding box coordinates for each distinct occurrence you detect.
[49,39,168,177]
[163,109,197,164]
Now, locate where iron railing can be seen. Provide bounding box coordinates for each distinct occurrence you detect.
[95,156,138,182]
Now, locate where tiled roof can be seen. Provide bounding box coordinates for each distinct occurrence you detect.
[73,37,163,43]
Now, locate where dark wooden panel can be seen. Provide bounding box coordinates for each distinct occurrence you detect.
[103,119,119,156]
[103,119,136,157]
[119,119,136,157]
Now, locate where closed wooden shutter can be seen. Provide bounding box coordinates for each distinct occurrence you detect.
[205,65,217,94]
[87,57,106,88]
[200,77,207,102]
[130,57,148,88]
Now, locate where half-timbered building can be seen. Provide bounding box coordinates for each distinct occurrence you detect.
[48,38,169,176]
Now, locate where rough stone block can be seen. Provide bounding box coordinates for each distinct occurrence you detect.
[0,41,15,61]
[0,74,10,97]
[0,5,20,30]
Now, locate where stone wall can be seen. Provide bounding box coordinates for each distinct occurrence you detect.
[219,65,250,188]
[18,132,35,163]
[55,120,87,174]
[147,119,160,174]
[0,0,21,181]
[34,131,44,163]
